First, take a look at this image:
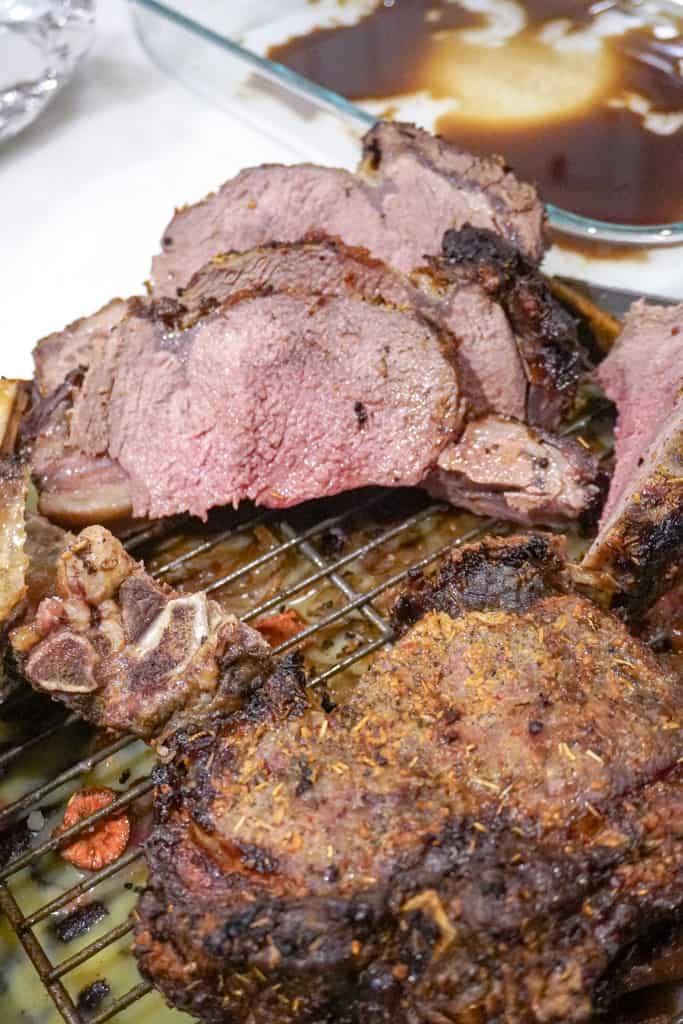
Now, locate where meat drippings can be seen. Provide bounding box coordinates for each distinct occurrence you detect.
[270,0,683,226]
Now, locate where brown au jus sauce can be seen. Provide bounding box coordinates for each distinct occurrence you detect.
[270,1,683,226]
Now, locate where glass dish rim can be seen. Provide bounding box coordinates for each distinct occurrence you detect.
[131,0,683,249]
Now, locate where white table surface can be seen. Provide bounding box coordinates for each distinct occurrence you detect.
[1,0,681,384]
[0,0,294,380]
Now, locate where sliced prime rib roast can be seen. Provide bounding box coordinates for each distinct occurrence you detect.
[150,120,546,299]
[33,122,565,438]
[182,229,580,429]
[44,281,465,521]
[36,227,578,437]
[124,534,683,1024]
[27,122,592,532]
[31,120,557,434]
[30,236,595,529]
[33,119,546,401]
[584,301,683,611]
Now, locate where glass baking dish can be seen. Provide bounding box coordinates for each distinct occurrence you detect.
[129,0,683,249]
[129,0,374,168]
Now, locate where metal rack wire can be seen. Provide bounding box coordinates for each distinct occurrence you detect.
[0,489,499,1024]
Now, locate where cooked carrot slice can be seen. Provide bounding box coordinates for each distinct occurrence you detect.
[253,609,306,647]
[54,787,130,871]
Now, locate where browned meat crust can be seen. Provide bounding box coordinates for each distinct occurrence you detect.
[134,536,683,1024]
[12,526,273,739]
[583,302,683,612]
[177,236,415,325]
[585,445,683,615]
[391,532,568,632]
[439,226,581,427]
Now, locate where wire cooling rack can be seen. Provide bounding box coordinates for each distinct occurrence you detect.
[0,486,511,1024]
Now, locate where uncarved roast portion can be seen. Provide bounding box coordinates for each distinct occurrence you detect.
[584,301,683,610]
[27,233,582,532]
[134,535,683,1024]
[151,121,546,297]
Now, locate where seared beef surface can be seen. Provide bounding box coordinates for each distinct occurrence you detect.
[134,536,683,1024]
[584,301,683,611]
[391,532,568,632]
[151,121,545,298]
[439,226,581,427]
[30,237,594,528]
[14,526,273,739]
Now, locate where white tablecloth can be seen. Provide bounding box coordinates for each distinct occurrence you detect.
[0,0,291,379]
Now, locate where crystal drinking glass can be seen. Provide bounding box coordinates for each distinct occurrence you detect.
[0,0,96,143]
